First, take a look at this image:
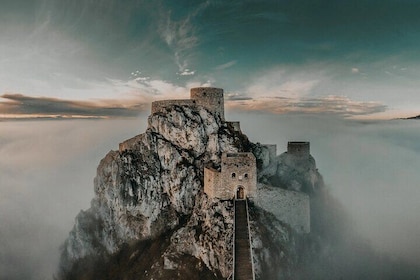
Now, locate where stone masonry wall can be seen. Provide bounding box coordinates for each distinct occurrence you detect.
[220,153,256,199]
[254,184,310,233]
[190,87,224,121]
[204,167,221,199]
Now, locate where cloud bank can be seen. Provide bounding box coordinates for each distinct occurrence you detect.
[0,93,145,119]
[2,116,420,279]
[227,96,386,117]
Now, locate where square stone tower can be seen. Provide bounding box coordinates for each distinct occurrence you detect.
[204,152,257,200]
[190,87,225,121]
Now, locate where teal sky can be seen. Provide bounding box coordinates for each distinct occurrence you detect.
[1,0,420,119]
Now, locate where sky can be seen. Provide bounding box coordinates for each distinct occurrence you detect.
[1,0,420,119]
[1,1,420,279]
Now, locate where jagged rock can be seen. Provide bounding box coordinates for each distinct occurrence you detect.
[166,195,234,278]
[58,100,322,279]
[59,104,253,278]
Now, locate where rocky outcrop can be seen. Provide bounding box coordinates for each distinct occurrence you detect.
[256,144,324,195]
[58,103,322,279]
[165,195,234,278]
[59,104,253,278]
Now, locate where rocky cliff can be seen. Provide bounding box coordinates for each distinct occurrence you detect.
[58,103,324,279]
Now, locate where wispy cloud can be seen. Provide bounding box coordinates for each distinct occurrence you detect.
[214,60,237,71]
[178,69,196,76]
[244,66,326,99]
[158,2,210,76]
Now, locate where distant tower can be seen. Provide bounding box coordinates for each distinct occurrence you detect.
[190,87,225,121]
[287,142,310,158]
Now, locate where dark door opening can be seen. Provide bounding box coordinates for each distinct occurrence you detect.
[236,186,245,200]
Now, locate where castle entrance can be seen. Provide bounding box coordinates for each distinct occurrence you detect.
[236,186,245,200]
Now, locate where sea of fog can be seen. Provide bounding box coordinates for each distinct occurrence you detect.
[1,114,419,279]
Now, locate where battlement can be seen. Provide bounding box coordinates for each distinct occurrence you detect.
[287,142,310,158]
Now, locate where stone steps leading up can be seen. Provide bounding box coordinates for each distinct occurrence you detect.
[234,199,254,280]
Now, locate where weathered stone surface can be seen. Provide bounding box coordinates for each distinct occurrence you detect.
[59,100,321,279]
[59,104,251,277]
[254,184,310,233]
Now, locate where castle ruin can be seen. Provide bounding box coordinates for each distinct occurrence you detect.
[151,87,225,121]
[121,87,311,233]
[287,141,310,159]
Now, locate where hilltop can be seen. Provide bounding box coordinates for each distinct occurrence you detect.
[57,87,417,279]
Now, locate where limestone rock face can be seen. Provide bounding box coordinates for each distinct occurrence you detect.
[59,105,251,277]
[58,103,320,279]
[255,145,324,195]
[165,195,234,278]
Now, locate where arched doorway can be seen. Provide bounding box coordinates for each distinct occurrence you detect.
[236,186,245,200]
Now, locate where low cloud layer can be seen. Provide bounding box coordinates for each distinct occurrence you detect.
[0,118,149,279]
[233,113,420,265]
[1,90,387,120]
[226,96,387,117]
[1,115,420,279]
[0,94,146,119]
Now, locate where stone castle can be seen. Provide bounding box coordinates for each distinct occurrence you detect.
[120,87,310,233]
[150,87,257,200]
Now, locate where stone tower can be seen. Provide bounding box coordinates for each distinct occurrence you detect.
[204,152,257,200]
[190,87,225,121]
[287,142,310,159]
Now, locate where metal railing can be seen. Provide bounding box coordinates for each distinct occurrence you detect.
[245,199,256,280]
[232,199,236,280]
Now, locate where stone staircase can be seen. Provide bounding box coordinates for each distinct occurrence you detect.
[234,199,254,280]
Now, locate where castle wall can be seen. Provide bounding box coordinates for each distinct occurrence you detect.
[151,99,195,114]
[287,142,310,158]
[204,167,221,199]
[220,153,256,199]
[190,87,224,121]
[254,185,310,233]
